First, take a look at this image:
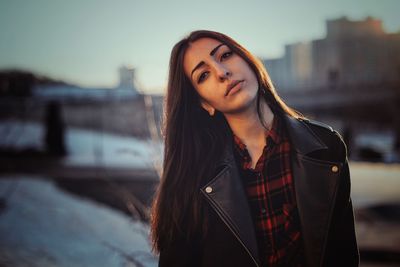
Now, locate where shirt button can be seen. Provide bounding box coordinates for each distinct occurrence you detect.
[331,165,339,173]
[205,186,213,193]
[261,208,267,214]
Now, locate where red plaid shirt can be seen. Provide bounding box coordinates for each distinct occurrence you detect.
[233,114,304,267]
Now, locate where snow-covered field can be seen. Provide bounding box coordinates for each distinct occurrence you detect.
[0,176,158,267]
[1,162,399,266]
[0,120,163,170]
[350,161,400,208]
[1,120,400,266]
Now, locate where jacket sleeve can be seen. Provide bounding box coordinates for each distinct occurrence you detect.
[324,132,360,267]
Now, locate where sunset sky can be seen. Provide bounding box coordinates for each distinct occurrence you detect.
[1,0,399,94]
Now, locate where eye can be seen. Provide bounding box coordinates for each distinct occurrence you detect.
[221,51,233,60]
[198,71,209,83]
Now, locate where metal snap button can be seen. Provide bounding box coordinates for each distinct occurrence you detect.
[205,186,213,193]
[261,208,267,214]
[331,165,339,173]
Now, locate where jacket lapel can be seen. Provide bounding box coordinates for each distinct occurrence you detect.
[284,114,342,267]
[200,140,261,267]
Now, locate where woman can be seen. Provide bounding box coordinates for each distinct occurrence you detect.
[150,30,359,267]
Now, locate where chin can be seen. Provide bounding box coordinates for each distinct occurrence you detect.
[240,89,258,105]
[224,94,258,115]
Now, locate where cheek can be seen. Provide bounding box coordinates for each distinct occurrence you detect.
[247,70,259,90]
[196,79,218,95]
[196,86,216,103]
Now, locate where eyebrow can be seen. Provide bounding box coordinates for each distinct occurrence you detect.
[190,43,225,79]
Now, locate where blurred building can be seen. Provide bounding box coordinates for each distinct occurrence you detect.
[264,16,400,91]
[0,67,139,101]
[262,17,400,162]
[118,65,136,90]
[33,66,138,101]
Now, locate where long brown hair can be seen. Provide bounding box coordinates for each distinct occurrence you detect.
[150,30,301,253]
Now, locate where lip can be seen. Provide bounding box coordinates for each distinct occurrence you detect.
[225,80,244,96]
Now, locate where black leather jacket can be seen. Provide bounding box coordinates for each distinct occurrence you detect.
[159,114,360,267]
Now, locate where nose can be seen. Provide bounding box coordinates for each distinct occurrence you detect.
[214,63,231,82]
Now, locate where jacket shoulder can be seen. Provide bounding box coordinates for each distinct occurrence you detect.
[300,117,347,160]
[300,118,334,133]
[300,117,343,144]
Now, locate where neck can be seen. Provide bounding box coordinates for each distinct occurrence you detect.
[224,100,274,145]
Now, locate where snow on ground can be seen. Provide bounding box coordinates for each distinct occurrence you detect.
[350,161,400,208]
[349,162,400,259]
[1,120,400,265]
[0,120,163,170]
[0,176,158,267]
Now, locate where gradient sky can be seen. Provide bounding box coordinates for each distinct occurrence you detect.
[1,0,399,94]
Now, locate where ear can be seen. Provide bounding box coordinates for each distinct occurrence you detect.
[200,100,215,116]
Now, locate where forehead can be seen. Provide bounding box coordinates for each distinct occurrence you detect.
[183,38,223,77]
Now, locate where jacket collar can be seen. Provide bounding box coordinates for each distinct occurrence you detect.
[278,114,328,155]
[218,113,327,166]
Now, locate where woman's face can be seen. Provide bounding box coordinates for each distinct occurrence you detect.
[183,37,259,115]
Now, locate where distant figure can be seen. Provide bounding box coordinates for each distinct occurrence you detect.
[151,30,359,267]
[44,100,66,156]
